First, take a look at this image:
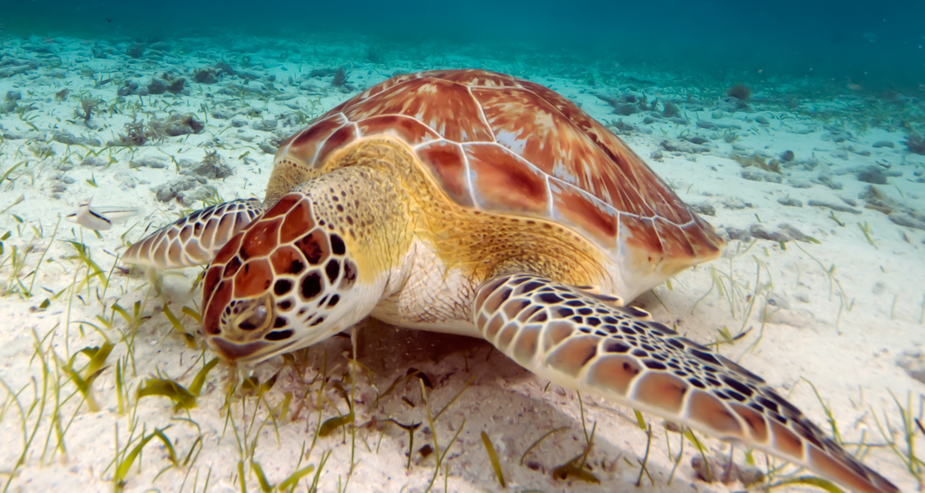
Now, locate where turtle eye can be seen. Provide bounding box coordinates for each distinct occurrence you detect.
[238,305,268,331]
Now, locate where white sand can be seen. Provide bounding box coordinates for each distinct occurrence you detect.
[0,34,922,493]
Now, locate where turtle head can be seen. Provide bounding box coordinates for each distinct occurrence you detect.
[198,192,371,364]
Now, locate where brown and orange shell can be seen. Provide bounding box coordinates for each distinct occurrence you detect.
[275,69,722,268]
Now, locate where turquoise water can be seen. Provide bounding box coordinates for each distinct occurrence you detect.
[3,0,924,92]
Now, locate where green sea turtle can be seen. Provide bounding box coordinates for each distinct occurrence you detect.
[124,69,897,493]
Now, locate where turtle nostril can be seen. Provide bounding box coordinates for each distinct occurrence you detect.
[238,305,268,331]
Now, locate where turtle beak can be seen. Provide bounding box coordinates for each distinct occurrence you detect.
[207,338,274,361]
[206,334,301,363]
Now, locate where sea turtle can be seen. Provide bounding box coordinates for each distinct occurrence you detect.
[124,69,897,493]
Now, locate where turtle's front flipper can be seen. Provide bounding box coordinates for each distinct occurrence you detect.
[473,273,899,493]
[124,199,263,269]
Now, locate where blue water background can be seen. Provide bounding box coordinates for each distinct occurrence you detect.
[2,0,923,92]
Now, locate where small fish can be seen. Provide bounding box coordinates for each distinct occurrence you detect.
[66,200,141,231]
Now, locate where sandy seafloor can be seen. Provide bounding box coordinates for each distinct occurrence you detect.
[0,34,923,493]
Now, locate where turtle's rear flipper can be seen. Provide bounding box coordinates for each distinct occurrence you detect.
[124,199,263,269]
[473,273,899,493]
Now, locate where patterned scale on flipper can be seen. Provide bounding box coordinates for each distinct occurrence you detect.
[474,273,899,493]
[124,199,264,269]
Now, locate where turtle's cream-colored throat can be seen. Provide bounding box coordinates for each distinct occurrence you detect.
[307,137,615,327]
